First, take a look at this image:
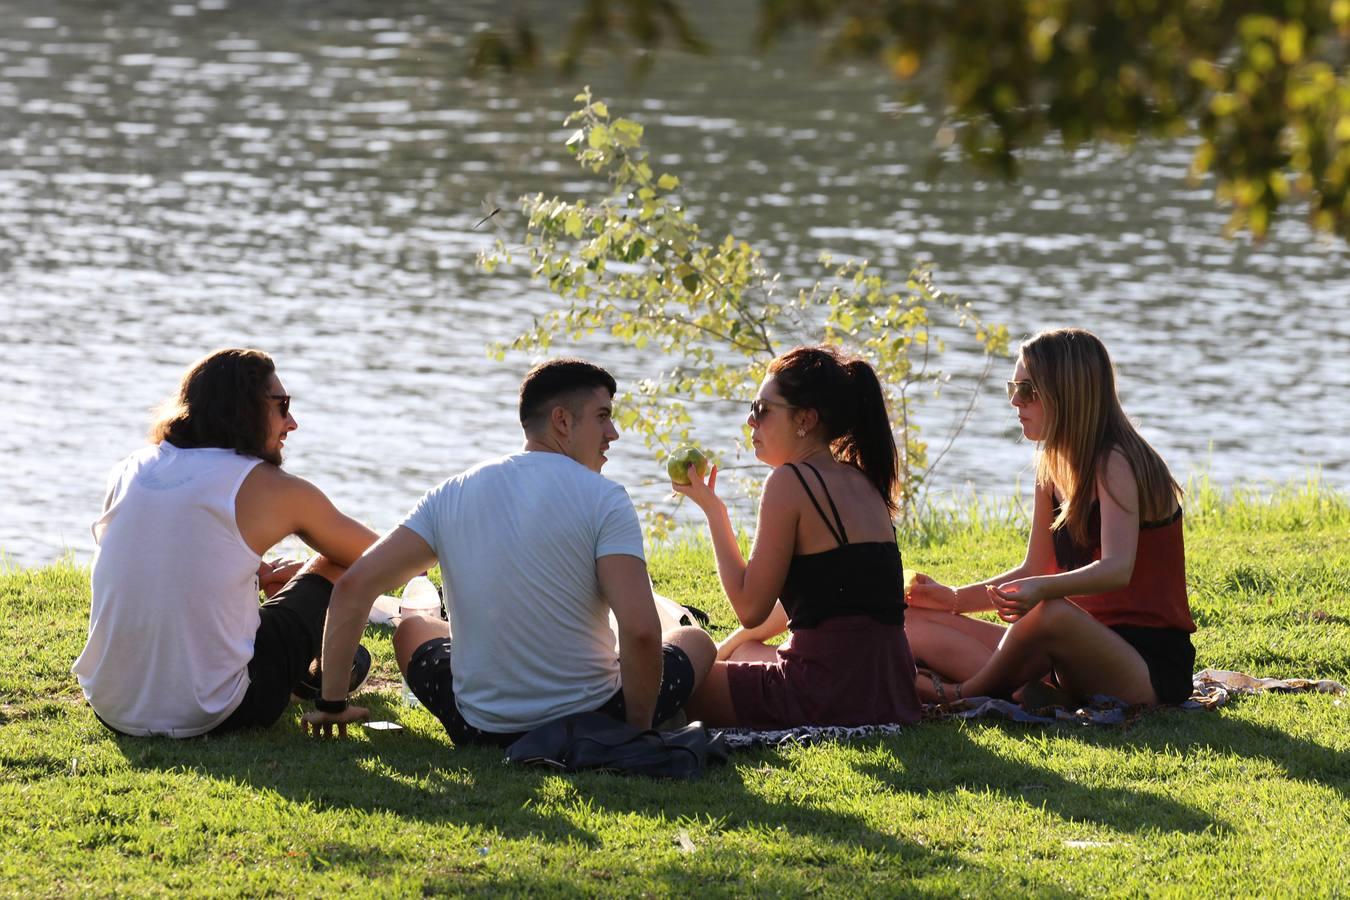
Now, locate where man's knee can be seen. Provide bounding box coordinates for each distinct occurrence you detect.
[393,615,447,673]
[663,625,716,685]
[301,555,347,584]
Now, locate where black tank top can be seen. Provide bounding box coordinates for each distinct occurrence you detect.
[776,462,907,630]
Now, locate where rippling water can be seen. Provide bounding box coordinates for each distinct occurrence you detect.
[2,1,1347,566]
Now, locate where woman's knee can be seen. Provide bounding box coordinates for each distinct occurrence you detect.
[1015,597,1081,638]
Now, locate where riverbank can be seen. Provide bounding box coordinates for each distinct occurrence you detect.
[2,483,1346,895]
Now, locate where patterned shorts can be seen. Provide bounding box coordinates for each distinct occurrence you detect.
[405,639,697,747]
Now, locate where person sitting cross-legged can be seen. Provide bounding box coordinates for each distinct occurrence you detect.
[905,328,1197,709]
[673,345,923,729]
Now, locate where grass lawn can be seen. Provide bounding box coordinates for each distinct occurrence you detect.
[2,481,1348,896]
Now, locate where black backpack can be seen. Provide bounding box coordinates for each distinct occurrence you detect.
[505,712,728,779]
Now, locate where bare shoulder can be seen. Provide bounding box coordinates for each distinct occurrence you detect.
[761,464,804,502]
[1099,449,1140,512]
[240,463,328,508]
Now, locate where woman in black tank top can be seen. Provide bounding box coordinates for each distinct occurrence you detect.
[671,346,921,729]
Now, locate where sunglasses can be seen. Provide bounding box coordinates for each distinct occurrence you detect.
[749,398,794,421]
[269,393,291,418]
[1005,380,1038,404]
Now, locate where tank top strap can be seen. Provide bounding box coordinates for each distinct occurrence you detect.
[783,469,842,545]
[784,461,848,545]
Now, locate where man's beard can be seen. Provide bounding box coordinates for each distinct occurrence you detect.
[261,447,284,466]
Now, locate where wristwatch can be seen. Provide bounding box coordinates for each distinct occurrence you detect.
[314,697,348,714]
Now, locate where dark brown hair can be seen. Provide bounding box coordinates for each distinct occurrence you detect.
[149,348,277,461]
[768,345,900,514]
[518,358,617,432]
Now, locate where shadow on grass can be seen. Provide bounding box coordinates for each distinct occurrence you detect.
[93,700,1076,895]
[853,723,1222,836]
[854,698,1350,839]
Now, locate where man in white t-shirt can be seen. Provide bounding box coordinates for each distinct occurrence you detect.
[301,359,715,744]
[73,348,379,737]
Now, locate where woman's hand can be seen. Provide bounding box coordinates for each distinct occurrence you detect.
[714,630,744,662]
[906,573,958,613]
[988,577,1052,622]
[671,463,721,513]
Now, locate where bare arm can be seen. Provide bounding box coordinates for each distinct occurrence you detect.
[304,527,438,733]
[907,479,1059,614]
[236,466,378,562]
[598,553,662,730]
[990,452,1141,618]
[673,465,796,629]
[715,600,789,661]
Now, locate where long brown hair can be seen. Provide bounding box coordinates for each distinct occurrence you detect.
[1021,328,1180,545]
[769,345,900,514]
[149,348,277,462]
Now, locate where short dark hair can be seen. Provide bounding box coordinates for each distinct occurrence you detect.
[149,348,277,462]
[519,358,617,432]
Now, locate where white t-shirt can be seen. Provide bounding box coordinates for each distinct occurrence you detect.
[400,450,645,732]
[72,443,263,737]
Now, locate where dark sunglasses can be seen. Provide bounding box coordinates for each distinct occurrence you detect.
[1005,380,1038,404]
[269,393,291,418]
[749,398,794,421]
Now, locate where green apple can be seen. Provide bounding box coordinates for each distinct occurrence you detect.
[665,446,710,485]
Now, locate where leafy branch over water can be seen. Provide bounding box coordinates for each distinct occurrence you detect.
[479,89,1009,536]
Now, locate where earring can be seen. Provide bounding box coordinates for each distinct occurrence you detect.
[796,428,806,438]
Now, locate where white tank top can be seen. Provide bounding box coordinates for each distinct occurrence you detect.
[73,442,264,737]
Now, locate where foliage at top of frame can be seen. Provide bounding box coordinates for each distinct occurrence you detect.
[473,0,1350,243]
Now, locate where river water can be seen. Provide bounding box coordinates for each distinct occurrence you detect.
[2,1,1347,566]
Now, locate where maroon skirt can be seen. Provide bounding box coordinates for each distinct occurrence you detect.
[725,615,921,729]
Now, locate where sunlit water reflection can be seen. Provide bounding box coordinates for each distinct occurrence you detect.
[2,1,1347,566]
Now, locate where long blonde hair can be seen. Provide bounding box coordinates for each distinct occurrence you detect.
[1022,329,1180,545]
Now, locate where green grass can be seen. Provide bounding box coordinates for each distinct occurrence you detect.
[2,483,1349,896]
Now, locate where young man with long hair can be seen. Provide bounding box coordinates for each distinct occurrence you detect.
[74,348,378,737]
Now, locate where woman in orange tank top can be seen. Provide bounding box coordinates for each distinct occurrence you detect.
[907,328,1197,707]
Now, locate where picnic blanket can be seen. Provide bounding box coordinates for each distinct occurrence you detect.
[713,668,1346,752]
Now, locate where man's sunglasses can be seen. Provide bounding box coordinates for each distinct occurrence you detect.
[749,398,794,421]
[1005,380,1038,404]
[269,393,291,418]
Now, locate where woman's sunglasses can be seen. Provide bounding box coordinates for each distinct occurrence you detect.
[269,393,291,418]
[749,398,794,421]
[1005,380,1038,404]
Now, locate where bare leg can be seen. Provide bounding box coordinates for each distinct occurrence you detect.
[393,615,451,674]
[905,607,1006,681]
[301,554,347,584]
[957,599,1158,705]
[662,625,717,690]
[683,662,741,726]
[725,641,780,663]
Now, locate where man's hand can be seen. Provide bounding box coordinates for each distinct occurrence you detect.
[258,558,304,598]
[300,705,369,738]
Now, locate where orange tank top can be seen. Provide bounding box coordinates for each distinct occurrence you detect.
[1051,498,1195,633]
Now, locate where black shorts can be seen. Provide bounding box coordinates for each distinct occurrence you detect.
[212,572,334,733]
[1110,625,1196,705]
[405,639,698,747]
